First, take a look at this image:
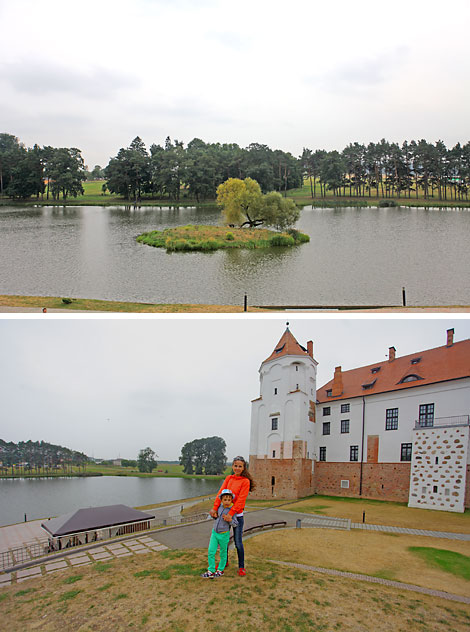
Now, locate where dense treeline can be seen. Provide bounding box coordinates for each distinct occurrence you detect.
[301,140,470,201]
[105,136,302,203]
[0,133,87,200]
[0,439,89,475]
[1,131,469,202]
[179,436,226,475]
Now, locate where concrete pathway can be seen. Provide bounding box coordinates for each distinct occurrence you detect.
[0,535,168,587]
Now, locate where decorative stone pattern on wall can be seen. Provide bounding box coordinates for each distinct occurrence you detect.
[408,426,470,513]
[314,462,411,502]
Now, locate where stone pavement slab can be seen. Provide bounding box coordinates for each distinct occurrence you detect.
[0,573,12,585]
[45,561,68,572]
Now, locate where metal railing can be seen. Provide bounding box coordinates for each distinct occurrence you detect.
[414,415,469,429]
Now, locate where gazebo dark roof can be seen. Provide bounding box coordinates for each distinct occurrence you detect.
[41,504,154,537]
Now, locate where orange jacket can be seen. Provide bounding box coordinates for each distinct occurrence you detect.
[212,475,250,517]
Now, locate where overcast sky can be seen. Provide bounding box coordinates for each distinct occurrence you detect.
[1,316,469,461]
[1,0,469,168]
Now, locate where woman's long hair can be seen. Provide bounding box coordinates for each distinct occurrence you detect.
[232,456,256,492]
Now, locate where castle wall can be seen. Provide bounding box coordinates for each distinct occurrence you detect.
[408,425,469,512]
[249,441,314,499]
[313,462,411,502]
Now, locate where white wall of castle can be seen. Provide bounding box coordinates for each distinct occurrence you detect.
[316,378,470,464]
[250,355,317,460]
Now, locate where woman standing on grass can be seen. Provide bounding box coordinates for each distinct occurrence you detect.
[210,456,255,576]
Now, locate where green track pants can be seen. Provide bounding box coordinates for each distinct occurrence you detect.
[207,529,230,573]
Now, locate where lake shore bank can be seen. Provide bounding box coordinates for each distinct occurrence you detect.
[1,296,469,313]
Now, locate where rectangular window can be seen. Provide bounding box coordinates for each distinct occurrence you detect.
[272,450,276,458]
[319,447,326,461]
[274,387,277,395]
[401,443,412,461]
[341,480,350,489]
[271,417,278,431]
[350,445,359,461]
[419,403,434,427]
[341,403,350,413]
[323,407,331,416]
[433,485,438,493]
[322,422,331,435]
[326,389,332,397]
[341,419,350,434]
[385,408,399,430]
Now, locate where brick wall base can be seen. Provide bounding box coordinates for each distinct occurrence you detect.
[314,462,411,502]
[249,459,470,508]
[249,455,314,500]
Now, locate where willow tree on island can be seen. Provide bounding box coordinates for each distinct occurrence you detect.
[216,177,299,229]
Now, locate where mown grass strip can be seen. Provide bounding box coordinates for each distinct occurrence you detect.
[408,547,470,580]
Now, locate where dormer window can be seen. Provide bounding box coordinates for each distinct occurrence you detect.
[326,389,332,397]
[371,367,381,374]
[362,379,377,390]
[411,357,421,365]
[275,344,285,354]
[399,374,422,383]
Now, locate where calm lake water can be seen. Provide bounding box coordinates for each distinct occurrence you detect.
[0,204,469,305]
[0,477,220,527]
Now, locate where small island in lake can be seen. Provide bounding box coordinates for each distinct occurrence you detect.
[136,225,310,252]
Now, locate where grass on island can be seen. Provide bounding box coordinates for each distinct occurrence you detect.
[2,546,470,631]
[136,224,310,252]
[0,294,268,313]
[281,494,470,534]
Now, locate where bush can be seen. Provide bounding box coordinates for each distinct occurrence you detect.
[62,298,73,304]
[378,200,398,207]
[225,232,235,241]
[270,234,295,247]
[286,228,310,243]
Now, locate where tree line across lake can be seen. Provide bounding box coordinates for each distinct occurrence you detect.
[1,436,228,477]
[0,439,88,476]
[1,132,469,203]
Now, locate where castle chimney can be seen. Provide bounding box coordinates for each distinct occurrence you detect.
[447,328,454,347]
[307,340,313,358]
[389,346,396,362]
[332,366,343,397]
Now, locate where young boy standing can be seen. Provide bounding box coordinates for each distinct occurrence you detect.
[202,489,238,578]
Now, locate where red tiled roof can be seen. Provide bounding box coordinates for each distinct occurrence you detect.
[263,327,309,364]
[317,339,470,403]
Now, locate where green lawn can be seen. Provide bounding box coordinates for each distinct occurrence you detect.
[408,547,470,581]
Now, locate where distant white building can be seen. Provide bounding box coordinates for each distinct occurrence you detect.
[249,326,470,512]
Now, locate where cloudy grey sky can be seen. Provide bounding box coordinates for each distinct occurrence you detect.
[1,0,469,168]
[1,316,469,461]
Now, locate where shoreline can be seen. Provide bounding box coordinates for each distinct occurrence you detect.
[0,296,469,314]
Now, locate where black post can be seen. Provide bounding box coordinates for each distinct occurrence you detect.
[362,511,366,524]
[24,513,27,522]
[244,293,247,312]
[402,286,406,307]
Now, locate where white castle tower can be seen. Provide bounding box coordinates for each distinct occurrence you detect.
[249,324,318,499]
